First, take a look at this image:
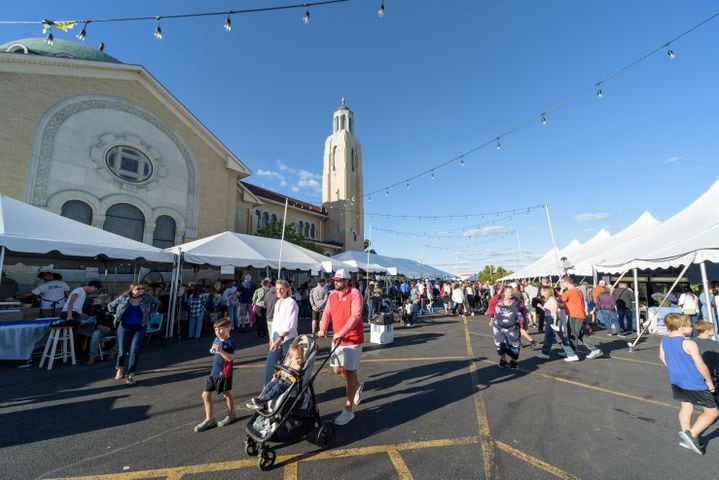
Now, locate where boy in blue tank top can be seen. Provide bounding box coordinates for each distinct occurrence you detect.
[659,313,718,455]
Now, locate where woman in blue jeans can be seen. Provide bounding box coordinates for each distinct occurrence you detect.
[264,279,298,385]
[107,283,161,384]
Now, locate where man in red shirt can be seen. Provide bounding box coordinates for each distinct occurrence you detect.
[318,269,365,426]
[561,276,602,359]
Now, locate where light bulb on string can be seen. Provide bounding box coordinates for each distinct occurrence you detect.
[541,114,547,126]
[597,88,603,98]
[76,22,88,41]
[496,138,501,150]
[154,18,163,40]
[385,190,389,197]
[431,170,435,180]
[45,32,54,46]
[98,42,105,52]
[460,157,464,167]
[224,15,232,32]
[667,46,676,59]
[406,182,410,189]
[368,194,372,202]
[378,2,385,17]
[303,9,311,24]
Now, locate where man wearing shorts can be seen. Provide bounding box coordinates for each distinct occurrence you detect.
[318,269,364,426]
[309,279,328,334]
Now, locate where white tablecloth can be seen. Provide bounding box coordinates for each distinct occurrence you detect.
[0,322,51,360]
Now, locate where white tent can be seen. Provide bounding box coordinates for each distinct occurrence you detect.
[595,181,719,273]
[0,194,173,264]
[165,231,350,272]
[504,239,581,279]
[332,251,451,279]
[571,211,660,276]
[331,251,387,273]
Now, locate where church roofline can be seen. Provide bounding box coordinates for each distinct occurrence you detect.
[240,181,326,216]
[0,51,251,177]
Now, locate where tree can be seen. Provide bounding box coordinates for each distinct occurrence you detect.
[478,264,512,283]
[363,239,376,254]
[256,221,325,254]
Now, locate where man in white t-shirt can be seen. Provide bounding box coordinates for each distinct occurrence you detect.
[27,271,70,317]
[61,281,102,325]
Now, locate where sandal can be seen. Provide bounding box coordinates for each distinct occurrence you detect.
[114,368,125,380]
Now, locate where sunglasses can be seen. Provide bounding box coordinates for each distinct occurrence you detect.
[134,287,145,290]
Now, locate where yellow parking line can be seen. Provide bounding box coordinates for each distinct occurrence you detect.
[462,317,497,479]
[387,450,414,480]
[478,359,674,409]
[283,462,298,480]
[494,441,580,480]
[363,356,465,363]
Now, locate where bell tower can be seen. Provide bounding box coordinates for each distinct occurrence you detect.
[322,98,364,251]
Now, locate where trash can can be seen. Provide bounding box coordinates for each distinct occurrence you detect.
[370,312,394,344]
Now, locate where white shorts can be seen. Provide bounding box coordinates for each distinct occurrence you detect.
[329,344,362,371]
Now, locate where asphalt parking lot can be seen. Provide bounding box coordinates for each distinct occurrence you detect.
[2,313,719,480]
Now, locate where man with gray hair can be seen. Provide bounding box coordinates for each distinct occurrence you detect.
[309,279,328,334]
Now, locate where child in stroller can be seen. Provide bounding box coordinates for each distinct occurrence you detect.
[245,342,304,411]
[244,334,338,471]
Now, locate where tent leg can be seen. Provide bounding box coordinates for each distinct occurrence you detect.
[700,262,717,341]
[632,268,640,336]
[0,246,5,283]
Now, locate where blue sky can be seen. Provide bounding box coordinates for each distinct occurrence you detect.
[3,1,719,275]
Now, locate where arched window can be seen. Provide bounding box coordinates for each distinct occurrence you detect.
[60,200,92,225]
[349,116,353,134]
[310,224,316,239]
[261,212,269,229]
[332,146,337,171]
[340,115,345,130]
[298,221,304,236]
[104,203,145,242]
[304,223,310,237]
[270,213,278,225]
[152,215,176,249]
[334,117,338,133]
[255,210,261,231]
[351,148,356,172]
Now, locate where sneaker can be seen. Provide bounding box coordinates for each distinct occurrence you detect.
[334,409,355,426]
[564,355,580,362]
[679,437,706,451]
[509,361,519,370]
[217,414,237,427]
[536,352,550,360]
[245,398,266,411]
[679,431,704,455]
[498,359,508,369]
[194,419,217,432]
[618,331,630,337]
[586,350,603,360]
[529,340,537,350]
[353,381,365,406]
[557,351,568,358]
[125,374,135,385]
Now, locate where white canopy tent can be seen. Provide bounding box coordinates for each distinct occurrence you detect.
[0,194,175,273]
[331,250,387,273]
[332,251,451,279]
[503,239,581,280]
[165,231,351,273]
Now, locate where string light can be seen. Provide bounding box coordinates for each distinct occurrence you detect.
[303,9,311,24]
[460,157,464,167]
[667,45,676,59]
[496,138,501,150]
[224,15,232,32]
[76,22,88,41]
[385,190,389,197]
[368,194,372,202]
[596,82,603,98]
[378,1,385,17]
[45,32,54,46]
[98,41,105,52]
[431,170,435,180]
[154,18,162,40]
[541,114,547,126]
[406,182,410,189]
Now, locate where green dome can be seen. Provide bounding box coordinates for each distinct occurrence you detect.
[0,37,121,64]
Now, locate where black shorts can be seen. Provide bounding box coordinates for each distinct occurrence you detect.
[671,384,717,408]
[205,376,233,394]
[312,309,322,321]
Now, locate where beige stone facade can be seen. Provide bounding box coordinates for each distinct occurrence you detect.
[0,39,363,256]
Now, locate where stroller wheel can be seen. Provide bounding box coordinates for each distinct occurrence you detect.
[244,437,258,457]
[316,422,336,449]
[258,448,276,471]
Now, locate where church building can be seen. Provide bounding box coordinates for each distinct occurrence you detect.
[0,38,364,256]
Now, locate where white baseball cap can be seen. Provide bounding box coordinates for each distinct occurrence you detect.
[332,269,351,280]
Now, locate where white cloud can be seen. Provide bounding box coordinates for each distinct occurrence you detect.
[463,225,511,237]
[255,160,322,197]
[662,155,681,165]
[574,212,609,222]
[256,169,284,181]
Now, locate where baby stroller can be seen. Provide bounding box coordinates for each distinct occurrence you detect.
[244,334,339,471]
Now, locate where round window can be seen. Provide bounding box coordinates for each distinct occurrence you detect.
[105,146,153,183]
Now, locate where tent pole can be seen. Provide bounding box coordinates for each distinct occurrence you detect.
[592,267,598,287]
[367,225,372,287]
[167,252,180,337]
[278,198,288,275]
[700,261,717,341]
[543,203,561,275]
[0,246,5,283]
[633,268,640,335]
[610,269,628,290]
